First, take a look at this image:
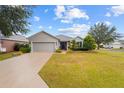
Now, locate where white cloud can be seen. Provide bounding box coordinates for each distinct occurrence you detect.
[111,5,124,16]
[105,12,111,17]
[61,20,71,23]
[58,24,90,36]
[55,5,65,18]
[106,5,124,17]
[54,6,89,24]
[105,21,111,26]
[66,8,89,20]
[34,16,40,21]
[44,9,48,13]
[38,25,43,29]
[48,26,52,29]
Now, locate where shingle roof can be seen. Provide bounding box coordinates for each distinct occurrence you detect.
[28,31,59,41]
[0,34,29,42]
[56,35,73,41]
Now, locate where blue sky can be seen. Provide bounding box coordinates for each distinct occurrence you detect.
[27,5,124,38]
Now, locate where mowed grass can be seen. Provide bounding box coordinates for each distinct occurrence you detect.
[39,50,124,88]
[0,51,22,61]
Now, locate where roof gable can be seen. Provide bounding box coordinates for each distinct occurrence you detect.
[74,36,83,42]
[28,31,59,42]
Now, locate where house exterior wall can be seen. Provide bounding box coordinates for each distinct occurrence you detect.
[1,40,28,52]
[1,40,16,52]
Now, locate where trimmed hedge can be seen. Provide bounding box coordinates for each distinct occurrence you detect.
[19,47,31,53]
[14,43,21,51]
[14,43,31,53]
[72,48,89,51]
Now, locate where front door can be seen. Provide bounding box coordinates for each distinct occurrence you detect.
[60,42,67,50]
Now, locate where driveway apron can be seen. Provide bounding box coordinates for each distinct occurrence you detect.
[0,52,52,88]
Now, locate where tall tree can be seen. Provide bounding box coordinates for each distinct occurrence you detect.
[89,22,120,49]
[0,5,32,36]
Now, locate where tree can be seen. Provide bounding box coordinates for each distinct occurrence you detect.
[89,22,120,49]
[0,5,32,36]
[83,35,96,50]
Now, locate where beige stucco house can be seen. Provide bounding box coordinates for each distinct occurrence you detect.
[28,31,84,52]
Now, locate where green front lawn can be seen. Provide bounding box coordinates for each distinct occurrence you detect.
[39,50,124,88]
[0,51,22,61]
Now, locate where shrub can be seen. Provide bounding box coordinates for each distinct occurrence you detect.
[19,47,31,53]
[16,44,31,53]
[83,35,96,50]
[14,43,21,51]
[120,47,123,49]
[55,48,62,53]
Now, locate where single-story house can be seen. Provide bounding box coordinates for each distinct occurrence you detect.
[104,40,124,49]
[0,34,29,52]
[28,31,84,52]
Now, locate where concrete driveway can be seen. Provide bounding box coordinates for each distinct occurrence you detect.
[0,52,52,88]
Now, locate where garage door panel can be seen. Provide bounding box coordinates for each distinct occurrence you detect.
[33,42,55,52]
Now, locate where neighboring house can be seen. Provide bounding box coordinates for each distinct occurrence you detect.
[28,31,60,52]
[56,35,73,50]
[74,36,83,48]
[28,31,84,52]
[104,40,124,49]
[0,34,29,52]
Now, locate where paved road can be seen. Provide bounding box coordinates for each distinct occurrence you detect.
[0,52,52,88]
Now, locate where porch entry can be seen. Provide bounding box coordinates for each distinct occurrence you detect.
[60,42,67,50]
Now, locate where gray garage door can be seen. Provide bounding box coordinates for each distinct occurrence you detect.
[32,42,55,52]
